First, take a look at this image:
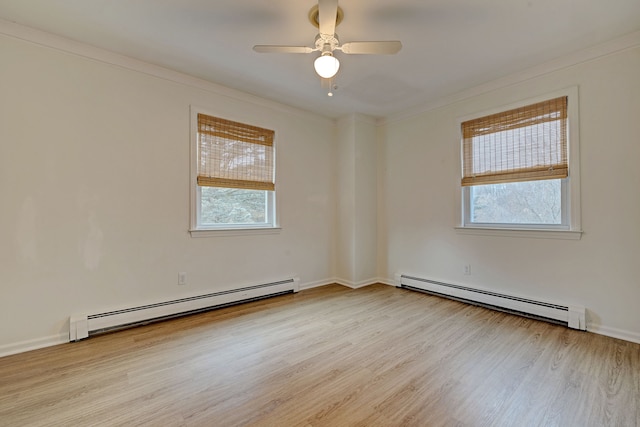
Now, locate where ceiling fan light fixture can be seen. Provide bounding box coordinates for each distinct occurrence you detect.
[314,53,340,79]
[253,1,402,88]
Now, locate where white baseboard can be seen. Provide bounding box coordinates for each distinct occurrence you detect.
[376,278,397,287]
[4,286,636,358]
[301,277,395,290]
[587,323,640,344]
[0,333,69,358]
[385,274,640,345]
[299,279,338,290]
[333,277,383,289]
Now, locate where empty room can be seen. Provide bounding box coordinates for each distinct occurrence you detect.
[1,1,639,425]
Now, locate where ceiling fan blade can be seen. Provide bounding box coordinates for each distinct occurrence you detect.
[340,41,403,55]
[253,45,315,54]
[318,0,339,36]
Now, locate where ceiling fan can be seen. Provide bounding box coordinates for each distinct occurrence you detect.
[253,0,402,93]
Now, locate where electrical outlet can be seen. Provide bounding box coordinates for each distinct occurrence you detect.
[178,272,187,285]
[464,265,472,275]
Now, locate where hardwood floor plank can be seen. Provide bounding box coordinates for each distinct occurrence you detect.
[1,284,639,426]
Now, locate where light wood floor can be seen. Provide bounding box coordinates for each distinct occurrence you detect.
[1,284,639,426]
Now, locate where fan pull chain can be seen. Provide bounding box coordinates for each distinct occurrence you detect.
[327,78,336,97]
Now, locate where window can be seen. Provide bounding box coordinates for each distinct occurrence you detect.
[458,90,581,237]
[190,110,277,234]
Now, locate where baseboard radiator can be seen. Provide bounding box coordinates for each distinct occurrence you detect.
[69,277,300,341]
[397,274,585,330]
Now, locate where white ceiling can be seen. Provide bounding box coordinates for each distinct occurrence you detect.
[1,0,639,118]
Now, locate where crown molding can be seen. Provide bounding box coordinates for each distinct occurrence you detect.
[0,18,334,125]
[2,18,639,129]
[382,30,640,125]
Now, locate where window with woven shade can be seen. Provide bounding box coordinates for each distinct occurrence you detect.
[461,96,567,187]
[190,110,277,233]
[458,89,581,237]
[197,113,275,191]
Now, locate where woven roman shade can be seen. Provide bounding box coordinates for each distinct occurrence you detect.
[461,96,568,187]
[197,114,275,191]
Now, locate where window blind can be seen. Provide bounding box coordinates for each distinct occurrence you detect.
[197,114,275,191]
[461,96,568,187]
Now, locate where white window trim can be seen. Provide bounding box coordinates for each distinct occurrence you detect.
[455,86,582,239]
[189,105,280,237]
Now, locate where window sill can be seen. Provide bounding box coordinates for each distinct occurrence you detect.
[189,227,282,238]
[455,226,582,240]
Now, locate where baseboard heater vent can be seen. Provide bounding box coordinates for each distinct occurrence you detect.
[397,274,585,330]
[69,277,300,341]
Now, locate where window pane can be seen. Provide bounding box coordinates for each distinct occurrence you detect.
[200,187,267,225]
[470,179,561,224]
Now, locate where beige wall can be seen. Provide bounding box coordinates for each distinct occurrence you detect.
[0,33,336,353]
[1,24,639,354]
[335,114,378,286]
[379,46,640,340]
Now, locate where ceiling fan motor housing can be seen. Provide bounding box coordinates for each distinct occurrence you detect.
[315,33,340,53]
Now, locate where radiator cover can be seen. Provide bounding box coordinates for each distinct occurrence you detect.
[69,278,300,341]
[397,274,585,330]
